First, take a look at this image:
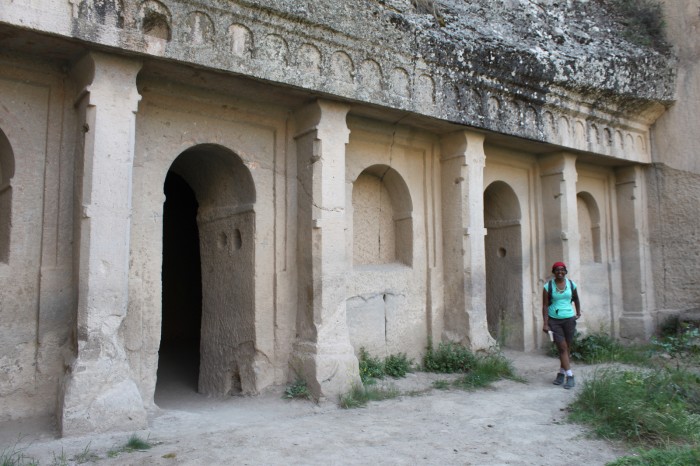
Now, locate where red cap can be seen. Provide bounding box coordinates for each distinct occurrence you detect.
[552,261,567,272]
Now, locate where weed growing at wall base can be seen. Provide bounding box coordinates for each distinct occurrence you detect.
[422,340,476,373]
[383,352,413,378]
[357,348,414,384]
[358,347,385,384]
[284,378,311,400]
[423,340,521,389]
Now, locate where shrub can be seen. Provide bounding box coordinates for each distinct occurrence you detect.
[384,353,413,378]
[423,341,477,373]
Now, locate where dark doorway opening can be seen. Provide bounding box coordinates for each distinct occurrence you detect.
[156,171,203,404]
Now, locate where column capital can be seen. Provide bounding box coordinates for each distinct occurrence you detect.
[539,151,578,177]
[294,99,351,142]
[440,130,485,164]
[615,165,642,185]
[71,52,142,112]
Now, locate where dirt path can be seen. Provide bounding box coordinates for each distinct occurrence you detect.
[1,351,629,465]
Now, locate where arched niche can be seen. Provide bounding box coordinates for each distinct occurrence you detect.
[577,192,602,263]
[0,129,14,263]
[158,143,257,402]
[484,181,524,349]
[351,164,413,267]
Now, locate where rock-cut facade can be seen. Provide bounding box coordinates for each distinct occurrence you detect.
[0,0,698,436]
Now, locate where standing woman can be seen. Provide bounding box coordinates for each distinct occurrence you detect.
[542,261,581,389]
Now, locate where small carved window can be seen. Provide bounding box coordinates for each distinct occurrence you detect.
[577,192,602,264]
[352,165,412,266]
[143,11,171,40]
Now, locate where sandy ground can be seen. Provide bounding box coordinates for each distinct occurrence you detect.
[0,351,630,465]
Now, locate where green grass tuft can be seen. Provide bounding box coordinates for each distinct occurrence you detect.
[339,385,401,409]
[432,379,451,390]
[454,351,522,390]
[569,367,700,445]
[124,434,152,451]
[606,445,700,465]
[71,442,98,464]
[0,439,37,466]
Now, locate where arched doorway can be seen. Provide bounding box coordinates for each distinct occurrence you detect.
[484,181,523,349]
[156,172,203,403]
[156,144,256,402]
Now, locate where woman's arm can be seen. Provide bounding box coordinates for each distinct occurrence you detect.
[572,285,581,319]
[542,288,550,332]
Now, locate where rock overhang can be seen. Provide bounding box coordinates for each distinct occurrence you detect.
[0,0,676,162]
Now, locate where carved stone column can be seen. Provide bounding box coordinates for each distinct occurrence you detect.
[291,100,360,400]
[539,152,581,274]
[615,165,654,340]
[440,130,494,349]
[60,52,146,436]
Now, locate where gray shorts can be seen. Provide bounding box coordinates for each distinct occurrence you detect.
[549,317,576,344]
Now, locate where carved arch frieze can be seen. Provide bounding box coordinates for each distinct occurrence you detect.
[229,24,253,59]
[358,59,383,96]
[331,51,355,84]
[416,74,435,106]
[260,34,289,66]
[182,11,215,45]
[139,0,171,40]
[298,43,322,78]
[77,0,125,28]
[389,67,410,98]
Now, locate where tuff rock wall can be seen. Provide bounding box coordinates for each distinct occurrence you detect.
[0,0,693,436]
[649,0,700,319]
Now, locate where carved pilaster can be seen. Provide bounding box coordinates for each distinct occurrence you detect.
[291,99,360,400]
[440,130,494,349]
[60,52,145,436]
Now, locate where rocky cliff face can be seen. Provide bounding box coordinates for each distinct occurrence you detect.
[1,0,676,156]
[245,0,674,103]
